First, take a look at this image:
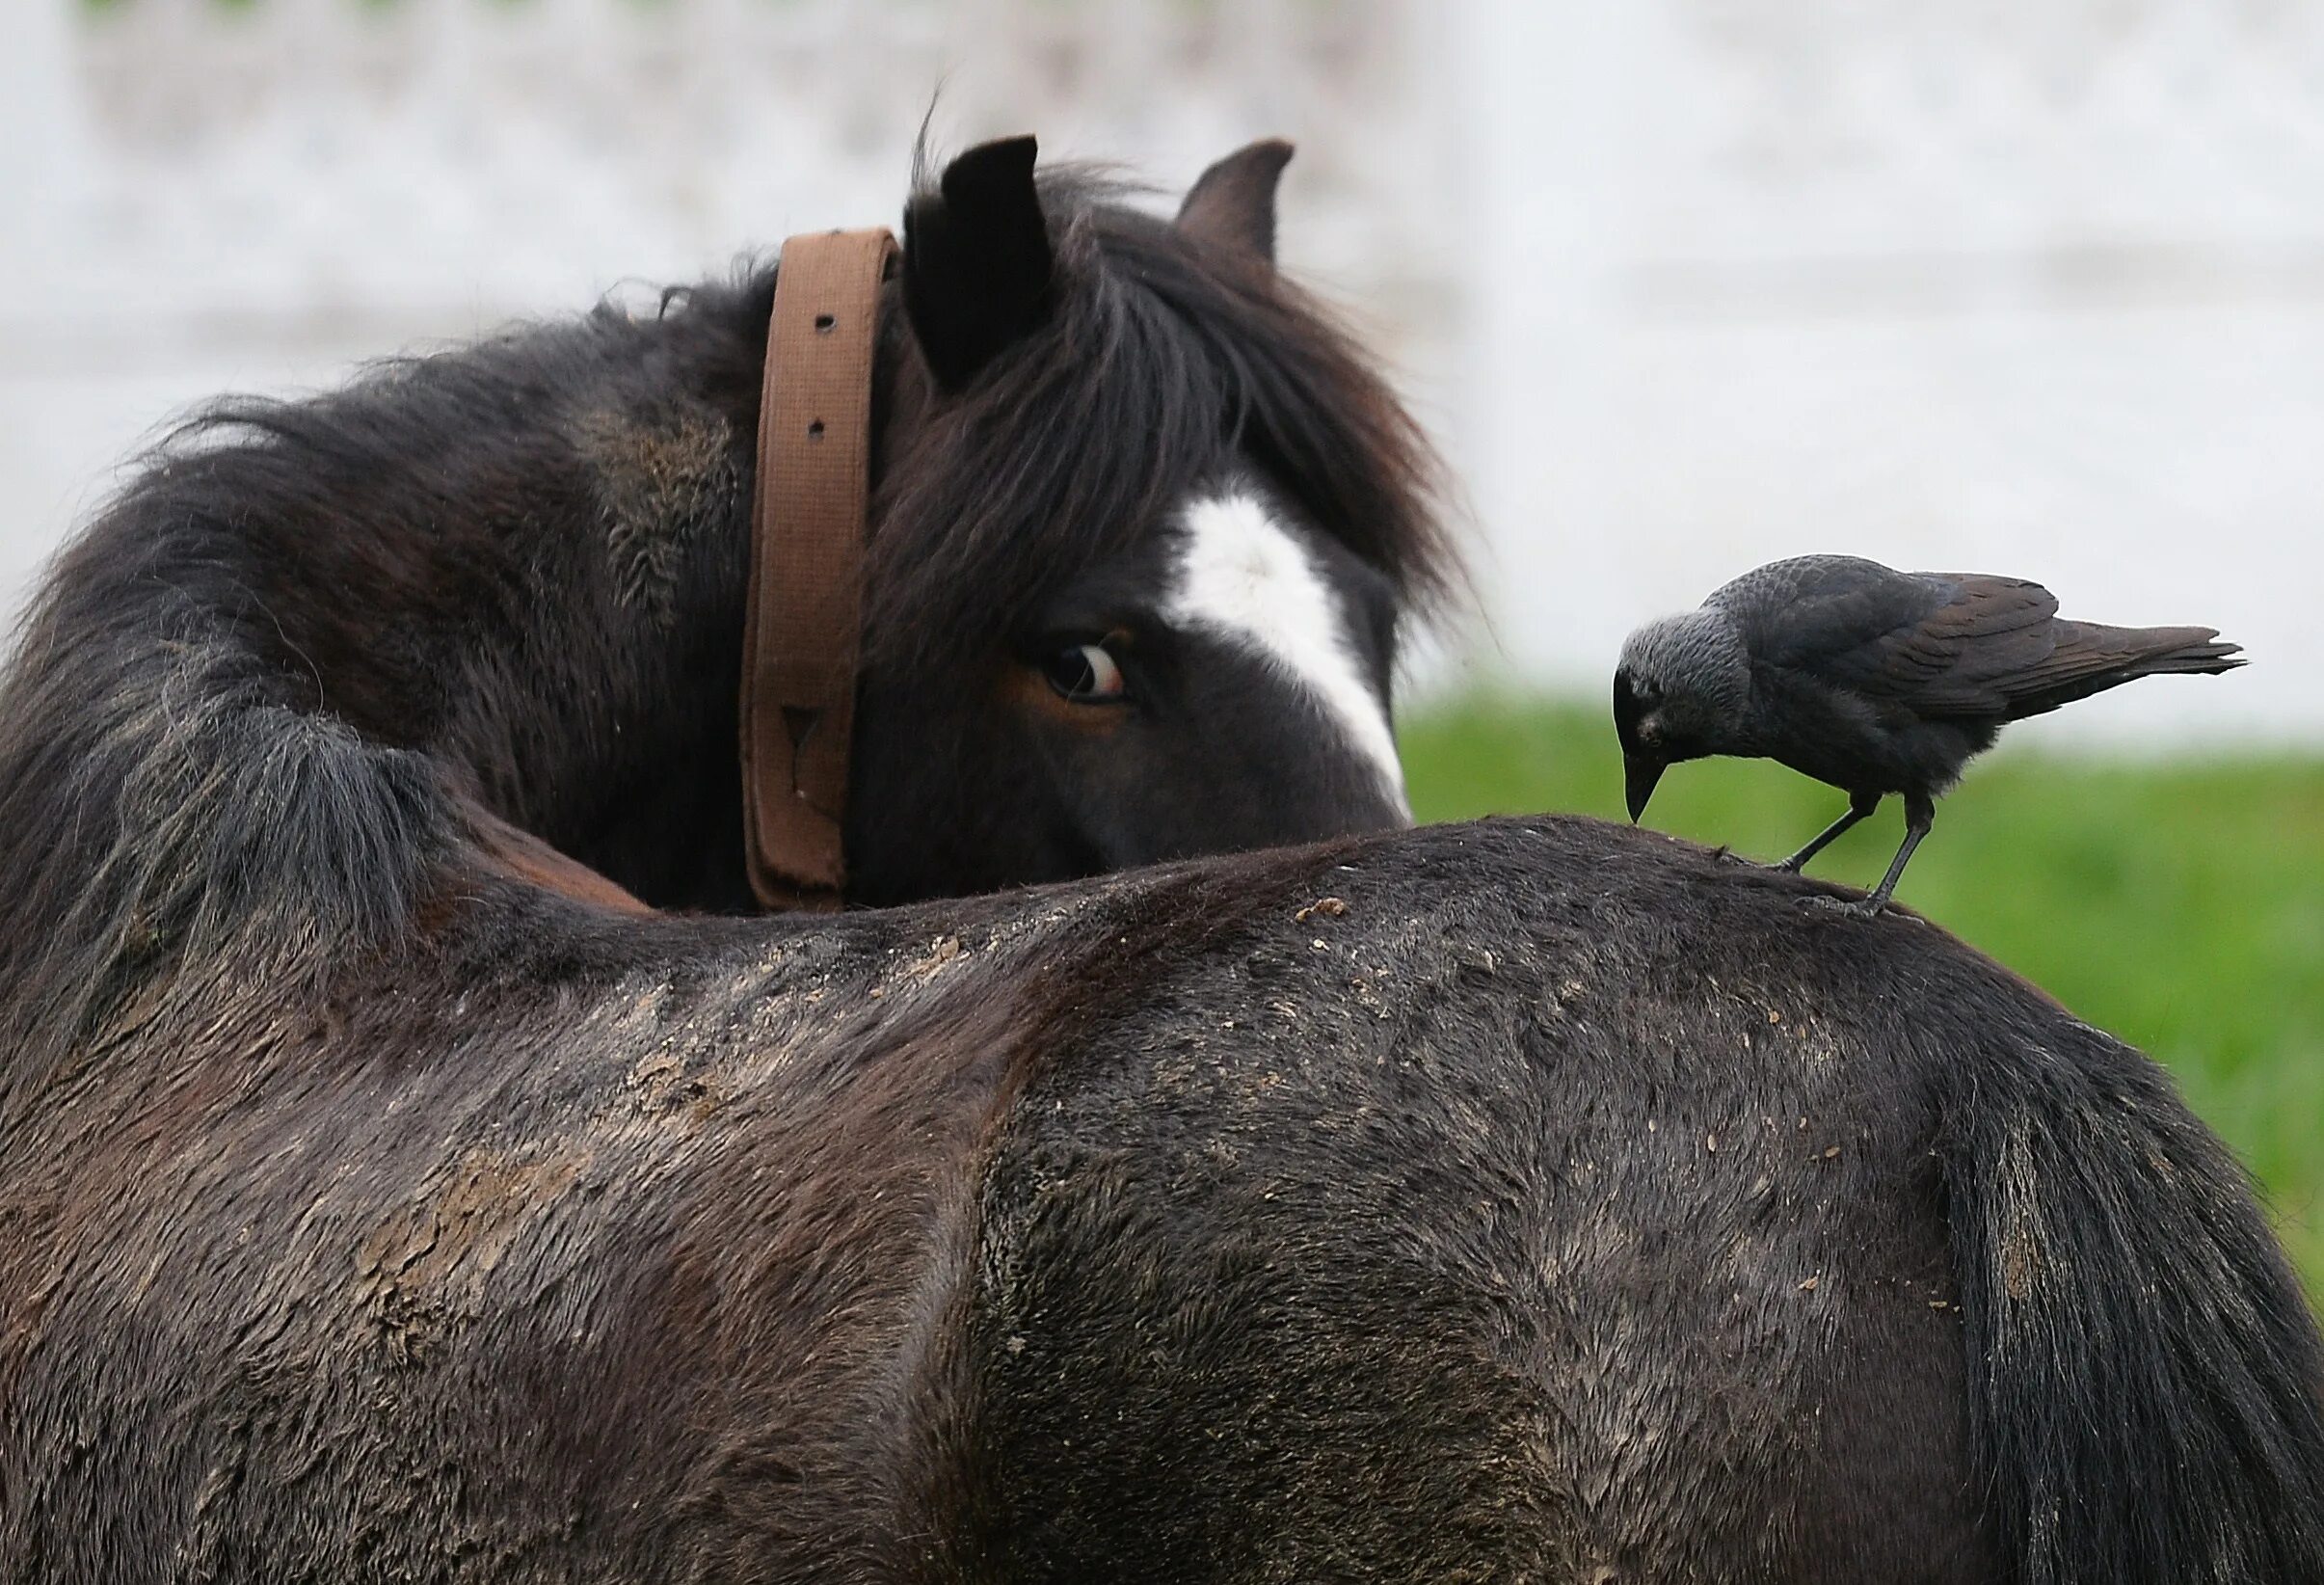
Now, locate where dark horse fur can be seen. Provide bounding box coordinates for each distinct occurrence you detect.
[3,143,2322,1582]
[3,822,2321,1581]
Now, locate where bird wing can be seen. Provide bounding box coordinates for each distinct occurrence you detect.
[1704,554,1913,617]
[1739,565,2063,714]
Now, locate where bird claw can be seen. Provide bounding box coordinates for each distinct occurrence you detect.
[1798,893,1887,919]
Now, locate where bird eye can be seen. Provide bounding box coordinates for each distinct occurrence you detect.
[1041,642,1127,704]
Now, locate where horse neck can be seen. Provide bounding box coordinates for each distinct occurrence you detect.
[0,285,800,1090]
[215,285,808,905]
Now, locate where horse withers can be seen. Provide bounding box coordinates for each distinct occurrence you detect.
[0,139,2319,1583]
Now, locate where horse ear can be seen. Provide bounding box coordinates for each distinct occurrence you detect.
[902,135,1055,391]
[1175,139,1295,263]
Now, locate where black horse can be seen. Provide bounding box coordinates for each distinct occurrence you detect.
[1,141,2319,1584]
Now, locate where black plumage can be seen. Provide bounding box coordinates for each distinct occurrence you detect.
[1614,554,2246,914]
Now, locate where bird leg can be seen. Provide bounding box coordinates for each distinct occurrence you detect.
[1803,792,1933,917]
[1777,791,1882,873]
[1863,793,1936,910]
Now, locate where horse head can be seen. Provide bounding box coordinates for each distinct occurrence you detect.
[836,136,1453,903]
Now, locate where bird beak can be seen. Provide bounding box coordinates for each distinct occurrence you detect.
[1624,754,1666,823]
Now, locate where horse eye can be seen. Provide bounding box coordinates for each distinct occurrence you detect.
[1041,642,1127,704]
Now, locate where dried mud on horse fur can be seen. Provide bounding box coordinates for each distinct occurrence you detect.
[574,401,745,630]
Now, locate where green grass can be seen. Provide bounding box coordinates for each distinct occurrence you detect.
[1402,692,2324,1303]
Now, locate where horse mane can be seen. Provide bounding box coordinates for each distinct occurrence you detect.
[861,166,1456,672]
[0,307,706,1112]
[0,547,448,1117]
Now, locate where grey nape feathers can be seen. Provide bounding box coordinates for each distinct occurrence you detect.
[1615,554,2245,916]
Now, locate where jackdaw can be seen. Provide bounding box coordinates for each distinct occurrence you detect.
[1614,554,2245,915]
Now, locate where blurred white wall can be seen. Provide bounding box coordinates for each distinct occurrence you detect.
[1456,0,2324,745]
[5,0,2322,744]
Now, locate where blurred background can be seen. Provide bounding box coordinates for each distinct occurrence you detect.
[1,0,2317,1293]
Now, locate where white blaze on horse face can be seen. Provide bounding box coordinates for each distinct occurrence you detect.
[1164,490,1411,818]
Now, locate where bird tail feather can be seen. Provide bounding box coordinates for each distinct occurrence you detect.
[2124,636,2246,674]
[2003,624,2244,717]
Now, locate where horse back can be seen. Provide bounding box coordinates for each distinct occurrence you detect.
[8,819,2313,1582]
[958,819,2004,1583]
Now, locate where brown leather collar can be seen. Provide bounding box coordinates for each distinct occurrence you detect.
[739,228,896,910]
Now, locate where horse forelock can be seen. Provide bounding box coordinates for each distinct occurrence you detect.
[859,172,1456,678]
